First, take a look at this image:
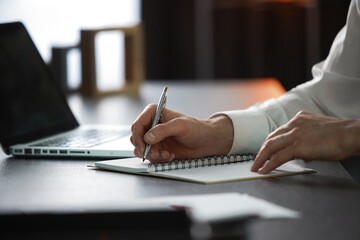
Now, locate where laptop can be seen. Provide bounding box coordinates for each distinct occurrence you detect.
[0,22,134,158]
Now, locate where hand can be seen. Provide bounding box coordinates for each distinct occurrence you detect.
[130,104,234,162]
[251,111,360,174]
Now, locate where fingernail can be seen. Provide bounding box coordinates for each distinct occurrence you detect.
[258,167,267,174]
[145,132,156,142]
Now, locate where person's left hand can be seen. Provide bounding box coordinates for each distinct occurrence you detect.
[251,111,360,174]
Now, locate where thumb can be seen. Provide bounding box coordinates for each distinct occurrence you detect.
[144,118,188,144]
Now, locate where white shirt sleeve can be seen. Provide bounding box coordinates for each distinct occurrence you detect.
[213,0,360,155]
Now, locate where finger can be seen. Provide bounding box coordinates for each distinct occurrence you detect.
[144,117,189,145]
[251,132,293,172]
[159,108,185,124]
[130,135,145,156]
[148,149,170,162]
[258,147,295,174]
[132,104,159,135]
[130,135,143,158]
[135,106,185,141]
[133,147,143,158]
[265,124,291,140]
[159,150,176,162]
[146,148,175,163]
[131,104,180,153]
[133,104,157,127]
[131,104,158,153]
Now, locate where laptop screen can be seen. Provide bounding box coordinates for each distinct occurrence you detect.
[0,22,78,153]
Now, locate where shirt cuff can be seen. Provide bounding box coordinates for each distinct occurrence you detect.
[211,109,269,155]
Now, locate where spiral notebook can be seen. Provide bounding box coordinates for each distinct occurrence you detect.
[93,154,316,184]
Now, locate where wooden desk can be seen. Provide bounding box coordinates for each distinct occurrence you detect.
[1,79,359,240]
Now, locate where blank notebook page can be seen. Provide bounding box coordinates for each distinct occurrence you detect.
[151,161,309,184]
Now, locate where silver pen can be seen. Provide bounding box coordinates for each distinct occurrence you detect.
[143,86,168,161]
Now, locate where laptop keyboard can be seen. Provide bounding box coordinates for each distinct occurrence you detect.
[30,129,130,148]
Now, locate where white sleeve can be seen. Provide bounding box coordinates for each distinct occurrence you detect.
[213,0,360,155]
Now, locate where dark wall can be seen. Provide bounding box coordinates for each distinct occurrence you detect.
[142,0,351,89]
[212,1,309,89]
[142,0,195,79]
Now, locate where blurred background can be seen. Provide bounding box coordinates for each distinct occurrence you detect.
[0,0,351,91]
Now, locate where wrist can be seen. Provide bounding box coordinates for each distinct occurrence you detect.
[206,115,234,156]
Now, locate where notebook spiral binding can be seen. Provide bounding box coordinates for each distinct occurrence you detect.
[148,154,255,172]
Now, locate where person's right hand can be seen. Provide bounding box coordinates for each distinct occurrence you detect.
[130,104,234,162]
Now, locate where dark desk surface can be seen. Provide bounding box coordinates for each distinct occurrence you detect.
[1,80,359,240]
